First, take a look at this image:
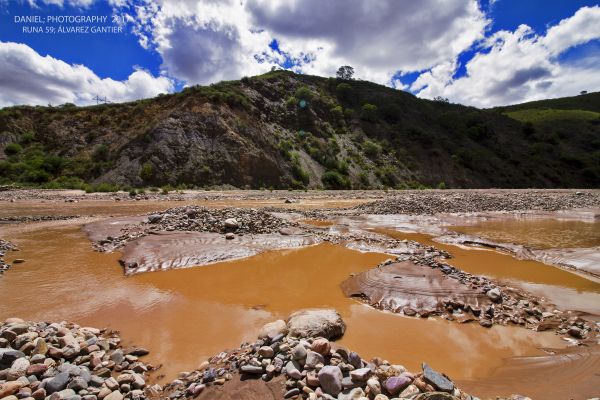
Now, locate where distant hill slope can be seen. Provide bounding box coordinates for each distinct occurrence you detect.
[498,91,600,113]
[0,71,598,190]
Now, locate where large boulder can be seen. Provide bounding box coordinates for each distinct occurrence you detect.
[286,309,346,339]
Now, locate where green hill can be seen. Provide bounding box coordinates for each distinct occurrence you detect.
[0,71,598,190]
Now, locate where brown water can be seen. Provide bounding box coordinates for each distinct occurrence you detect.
[0,223,566,395]
[451,218,600,249]
[3,203,600,398]
[375,229,600,315]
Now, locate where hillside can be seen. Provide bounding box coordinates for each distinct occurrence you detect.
[0,71,598,190]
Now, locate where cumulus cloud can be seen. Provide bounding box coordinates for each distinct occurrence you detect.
[0,41,173,107]
[246,0,488,84]
[119,0,487,86]
[413,6,600,107]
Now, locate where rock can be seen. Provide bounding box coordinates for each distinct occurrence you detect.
[287,309,346,339]
[32,338,48,356]
[304,350,324,369]
[347,352,362,369]
[374,395,389,400]
[422,363,454,393]
[486,288,502,302]
[338,387,365,400]
[104,378,119,391]
[258,320,288,340]
[225,233,235,240]
[126,348,149,357]
[0,381,24,398]
[415,392,459,400]
[400,385,420,398]
[284,388,300,398]
[479,319,493,328]
[568,326,585,339]
[284,361,302,380]
[257,346,274,358]
[317,365,343,396]
[350,367,371,382]
[310,338,331,356]
[0,349,26,367]
[31,388,46,400]
[367,378,381,396]
[67,377,88,391]
[148,215,162,223]
[240,365,263,374]
[110,350,124,365]
[223,218,239,229]
[384,375,411,395]
[12,259,25,264]
[103,391,123,400]
[8,357,30,380]
[26,364,47,376]
[291,344,307,360]
[51,388,76,400]
[46,371,70,394]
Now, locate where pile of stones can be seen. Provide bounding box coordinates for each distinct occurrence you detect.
[164,309,472,400]
[93,206,300,251]
[0,318,158,400]
[0,216,79,224]
[0,240,18,275]
[354,190,600,215]
[362,255,598,341]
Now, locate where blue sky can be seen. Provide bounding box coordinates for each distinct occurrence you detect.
[0,0,598,107]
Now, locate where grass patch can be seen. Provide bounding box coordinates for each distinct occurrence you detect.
[505,108,600,124]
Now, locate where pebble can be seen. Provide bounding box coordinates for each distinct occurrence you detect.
[317,365,343,396]
[422,363,454,393]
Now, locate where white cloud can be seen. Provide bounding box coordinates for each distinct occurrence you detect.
[118,0,488,86]
[246,0,488,85]
[413,6,600,107]
[0,41,173,107]
[26,0,95,8]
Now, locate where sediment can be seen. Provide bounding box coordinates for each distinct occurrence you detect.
[355,190,600,215]
[341,254,599,342]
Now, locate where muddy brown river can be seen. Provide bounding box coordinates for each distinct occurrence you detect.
[1,200,599,399]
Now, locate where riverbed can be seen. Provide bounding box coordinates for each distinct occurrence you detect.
[1,193,599,399]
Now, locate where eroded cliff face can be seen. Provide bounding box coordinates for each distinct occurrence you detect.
[1,71,598,189]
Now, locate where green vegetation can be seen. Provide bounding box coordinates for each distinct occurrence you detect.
[505,108,600,123]
[0,72,598,189]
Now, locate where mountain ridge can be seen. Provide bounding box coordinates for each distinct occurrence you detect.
[0,70,598,190]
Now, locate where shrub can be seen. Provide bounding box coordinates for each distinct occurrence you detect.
[140,162,154,181]
[336,83,353,103]
[362,140,382,158]
[19,132,36,145]
[321,170,351,189]
[4,143,22,156]
[294,86,313,101]
[360,103,378,122]
[92,144,109,162]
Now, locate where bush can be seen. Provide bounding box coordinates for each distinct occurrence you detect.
[360,103,378,122]
[294,86,313,101]
[140,162,154,181]
[321,170,350,189]
[362,140,382,158]
[92,144,109,162]
[336,83,353,103]
[4,143,22,156]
